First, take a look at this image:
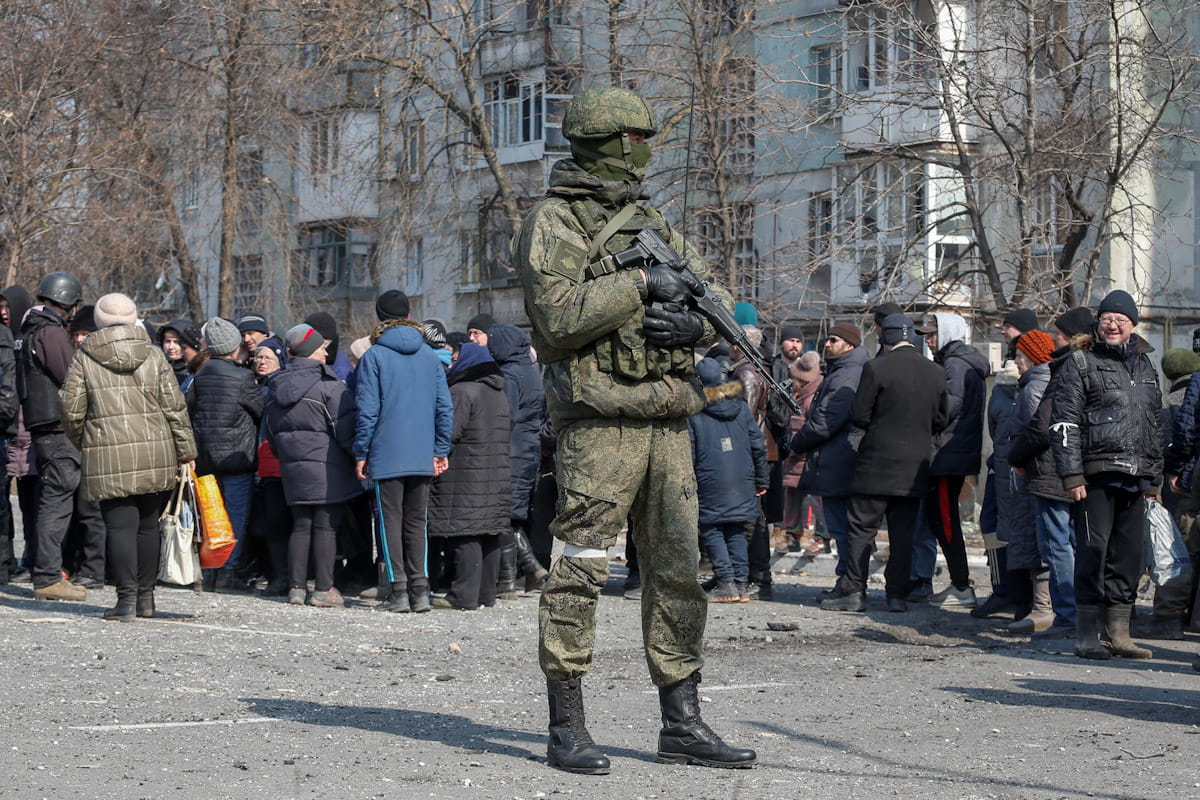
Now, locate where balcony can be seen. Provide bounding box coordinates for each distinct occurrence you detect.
[838,88,961,151]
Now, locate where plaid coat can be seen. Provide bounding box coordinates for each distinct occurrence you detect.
[60,325,197,501]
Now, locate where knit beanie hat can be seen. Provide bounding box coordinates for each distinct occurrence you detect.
[304,311,338,342]
[285,323,323,358]
[202,316,241,356]
[236,312,269,335]
[1002,308,1039,334]
[1054,307,1094,338]
[1162,348,1200,381]
[467,312,495,332]
[880,314,914,346]
[93,293,137,328]
[778,325,804,343]
[793,351,822,382]
[69,305,97,334]
[696,357,726,387]
[349,336,371,361]
[254,337,287,369]
[1015,329,1054,365]
[734,302,758,326]
[421,322,447,349]
[1097,289,1139,325]
[741,324,763,349]
[828,321,862,348]
[375,290,410,322]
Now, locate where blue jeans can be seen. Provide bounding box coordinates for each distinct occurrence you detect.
[909,498,937,582]
[1034,495,1076,625]
[700,521,752,585]
[217,472,255,570]
[822,495,850,578]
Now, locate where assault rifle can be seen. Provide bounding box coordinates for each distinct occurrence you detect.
[613,228,801,415]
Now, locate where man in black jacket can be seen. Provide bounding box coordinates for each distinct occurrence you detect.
[1051,290,1161,660]
[822,314,948,613]
[22,272,106,601]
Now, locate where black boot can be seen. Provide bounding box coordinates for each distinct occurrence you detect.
[546,679,610,775]
[104,588,137,622]
[515,529,549,592]
[376,582,411,612]
[1074,604,1112,660]
[497,532,519,599]
[136,590,155,618]
[657,672,756,768]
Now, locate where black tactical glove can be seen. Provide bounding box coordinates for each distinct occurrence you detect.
[642,303,705,347]
[643,265,691,305]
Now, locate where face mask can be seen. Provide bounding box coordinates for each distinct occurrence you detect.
[573,133,652,182]
[436,348,453,367]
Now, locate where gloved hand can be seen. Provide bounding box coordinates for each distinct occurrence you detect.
[643,303,704,347]
[643,265,691,305]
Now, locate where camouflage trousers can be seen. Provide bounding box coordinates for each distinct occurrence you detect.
[539,417,706,687]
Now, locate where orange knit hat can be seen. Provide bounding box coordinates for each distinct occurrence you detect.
[1015,329,1054,365]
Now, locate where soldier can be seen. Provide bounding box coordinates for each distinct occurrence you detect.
[511,86,756,774]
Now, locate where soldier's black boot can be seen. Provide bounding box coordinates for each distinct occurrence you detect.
[657,672,756,768]
[546,679,610,775]
[497,533,519,599]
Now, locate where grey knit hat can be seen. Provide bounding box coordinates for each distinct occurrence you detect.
[202,317,241,356]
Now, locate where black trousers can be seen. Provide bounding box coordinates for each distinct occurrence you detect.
[377,476,431,593]
[31,431,105,588]
[925,475,972,589]
[1075,484,1145,606]
[14,476,39,568]
[252,478,292,584]
[433,534,501,609]
[100,492,170,595]
[290,504,340,592]
[842,494,922,597]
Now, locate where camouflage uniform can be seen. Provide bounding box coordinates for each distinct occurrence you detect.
[513,149,729,688]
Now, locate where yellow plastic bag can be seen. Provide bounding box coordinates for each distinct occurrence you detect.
[196,472,237,569]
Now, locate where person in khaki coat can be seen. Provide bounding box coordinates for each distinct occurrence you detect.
[60,293,197,622]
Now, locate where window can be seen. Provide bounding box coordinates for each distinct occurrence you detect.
[405,236,424,296]
[836,159,930,292]
[484,76,544,149]
[811,44,840,116]
[808,191,834,298]
[846,6,889,92]
[404,121,424,177]
[308,116,340,175]
[717,63,755,176]
[180,170,199,211]
[296,221,376,288]
[459,229,480,285]
[694,202,756,289]
[237,149,263,229]
[232,255,262,316]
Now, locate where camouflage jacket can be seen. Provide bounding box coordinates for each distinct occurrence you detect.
[512,159,730,426]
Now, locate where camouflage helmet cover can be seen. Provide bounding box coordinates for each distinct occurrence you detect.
[562,87,658,140]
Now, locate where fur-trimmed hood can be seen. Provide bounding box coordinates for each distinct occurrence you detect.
[701,380,746,421]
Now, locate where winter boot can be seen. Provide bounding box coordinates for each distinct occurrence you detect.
[1102,603,1152,659]
[516,529,549,592]
[497,532,519,599]
[376,582,411,613]
[104,588,137,622]
[657,673,757,768]
[546,679,610,775]
[1074,604,1112,660]
[1007,570,1054,634]
[136,589,156,618]
[1143,613,1186,640]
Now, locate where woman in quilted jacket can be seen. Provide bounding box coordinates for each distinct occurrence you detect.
[60,294,197,621]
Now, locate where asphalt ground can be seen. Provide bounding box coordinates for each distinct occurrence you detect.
[2,555,1198,800]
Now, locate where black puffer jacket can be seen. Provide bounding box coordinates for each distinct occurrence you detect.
[1009,348,1074,501]
[188,356,262,474]
[264,357,360,506]
[487,324,546,524]
[428,348,511,538]
[1050,332,1163,489]
[790,345,869,497]
[929,325,991,476]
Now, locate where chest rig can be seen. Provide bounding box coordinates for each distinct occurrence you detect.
[568,198,696,381]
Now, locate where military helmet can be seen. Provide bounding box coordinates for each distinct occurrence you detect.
[562,87,658,141]
[36,271,83,307]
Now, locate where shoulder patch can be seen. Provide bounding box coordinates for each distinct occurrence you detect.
[546,239,587,282]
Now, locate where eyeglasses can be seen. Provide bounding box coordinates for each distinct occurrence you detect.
[1098,314,1132,328]
[825,335,843,343]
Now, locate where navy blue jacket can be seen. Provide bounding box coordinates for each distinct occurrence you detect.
[488,324,546,524]
[1167,368,1200,488]
[264,357,361,506]
[789,345,869,497]
[354,322,453,479]
[188,356,262,475]
[689,381,769,525]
